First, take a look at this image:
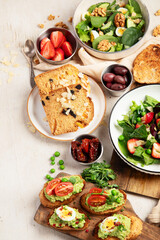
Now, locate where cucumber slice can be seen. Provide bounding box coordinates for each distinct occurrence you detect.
[109,46,116,52]
[108,12,117,22]
[137,19,145,30]
[92,35,119,49]
[101,21,112,30]
[105,30,114,36]
[127,18,136,28]
[90,16,107,28]
[98,3,110,9]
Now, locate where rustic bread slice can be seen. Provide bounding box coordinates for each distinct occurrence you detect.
[93,214,143,240]
[48,208,90,231]
[133,44,160,84]
[80,190,127,215]
[40,84,94,135]
[39,175,85,209]
[34,64,90,95]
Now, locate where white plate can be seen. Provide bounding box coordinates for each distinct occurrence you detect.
[27,78,106,141]
[109,84,160,175]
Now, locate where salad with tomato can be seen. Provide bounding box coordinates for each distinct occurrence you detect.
[44,175,84,203]
[118,95,160,166]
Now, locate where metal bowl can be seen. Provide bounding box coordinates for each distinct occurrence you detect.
[70,134,103,165]
[101,64,133,97]
[36,27,78,65]
[73,0,150,60]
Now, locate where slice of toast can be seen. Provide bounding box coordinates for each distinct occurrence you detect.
[34,64,90,95]
[93,214,143,240]
[48,208,90,231]
[80,190,127,215]
[40,84,94,135]
[39,175,85,209]
[133,44,160,84]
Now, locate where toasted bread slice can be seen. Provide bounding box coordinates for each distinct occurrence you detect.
[39,84,94,135]
[48,208,90,231]
[80,190,127,215]
[35,64,90,95]
[133,44,160,84]
[93,214,143,240]
[39,175,85,209]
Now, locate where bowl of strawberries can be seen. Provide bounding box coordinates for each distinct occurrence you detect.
[36,27,78,64]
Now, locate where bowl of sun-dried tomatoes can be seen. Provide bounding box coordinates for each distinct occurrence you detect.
[71,134,103,165]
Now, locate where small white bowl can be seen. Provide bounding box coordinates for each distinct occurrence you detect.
[70,134,103,165]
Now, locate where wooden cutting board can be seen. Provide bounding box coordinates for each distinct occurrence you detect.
[110,151,160,199]
[34,172,160,240]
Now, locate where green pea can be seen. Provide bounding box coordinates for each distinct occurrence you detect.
[51,161,55,165]
[111,189,118,196]
[118,135,124,141]
[50,168,55,173]
[60,165,65,170]
[54,151,60,157]
[133,120,137,124]
[50,156,55,161]
[141,112,146,116]
[116,197,121,203]
[146,149,152,154]
[59,160,64,165]
[61,177,68,182]
[46,174,51,180]
[136,117,141,122]
[49,177,54,181]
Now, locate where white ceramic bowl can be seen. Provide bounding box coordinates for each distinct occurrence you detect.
[73,0,150,60]
[109,84,160,175]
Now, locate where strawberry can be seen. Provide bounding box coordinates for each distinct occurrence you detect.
[141,112,154,124]
[127,139,141,154]
[59,35,66,47]
[40,37,50,50]
[52,48,64,61]
[135,123,141,129]
[50,31,64,48]
[40,41,55,59]
[152,142,160,159]
[61,41,73,57]
[156,118,160,129]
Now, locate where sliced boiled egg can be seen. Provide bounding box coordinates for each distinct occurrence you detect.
[100,216,119,233]
[115,27,126,37]
[90,30,99,42]
[81,11,90,21]
[56,206,76,221]
[118,7,128,15]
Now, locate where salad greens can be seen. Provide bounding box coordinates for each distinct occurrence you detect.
[76,0,145,52]
[81,161,117,188]
[118,95,160,166]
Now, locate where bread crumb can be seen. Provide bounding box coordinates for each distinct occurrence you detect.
[55,21,69,29]
[27,121,36,133]
[152,25,160,37]
[48,14,55,20]
[38,24,44,29]
[155,10,160,16]
[68,17,72,23]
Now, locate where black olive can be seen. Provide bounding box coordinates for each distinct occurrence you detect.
[42,100,45,106]
[62,109,67,115]
[49,78,53,82]
[70,110,76,118]
[46,96,50,100]
[70,90,74,94]
[75,84,81,90]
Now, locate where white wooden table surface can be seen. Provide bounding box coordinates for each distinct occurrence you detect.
[0,0,159,239]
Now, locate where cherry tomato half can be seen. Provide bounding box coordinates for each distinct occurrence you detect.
[46,178,61,195]
[89,188,102,194]
[55,182,74,196]
[88,195,106,207]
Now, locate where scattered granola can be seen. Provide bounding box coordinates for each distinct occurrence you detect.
[68,17,73,23]
[155,9,160,16]
[152,25,160,37]
[55,21,69,29]
[38,24,44,29]
[48,14,55,21]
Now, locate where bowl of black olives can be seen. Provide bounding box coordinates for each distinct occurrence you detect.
[101,64,133,97]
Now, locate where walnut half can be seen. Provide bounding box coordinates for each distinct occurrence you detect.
[97,40,111,51]
[114,13,125,27]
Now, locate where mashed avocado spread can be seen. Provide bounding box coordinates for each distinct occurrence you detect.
[86,188,124,212]
[49,206,86,229]
[44,176,84,203]
[98,214,131,240]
